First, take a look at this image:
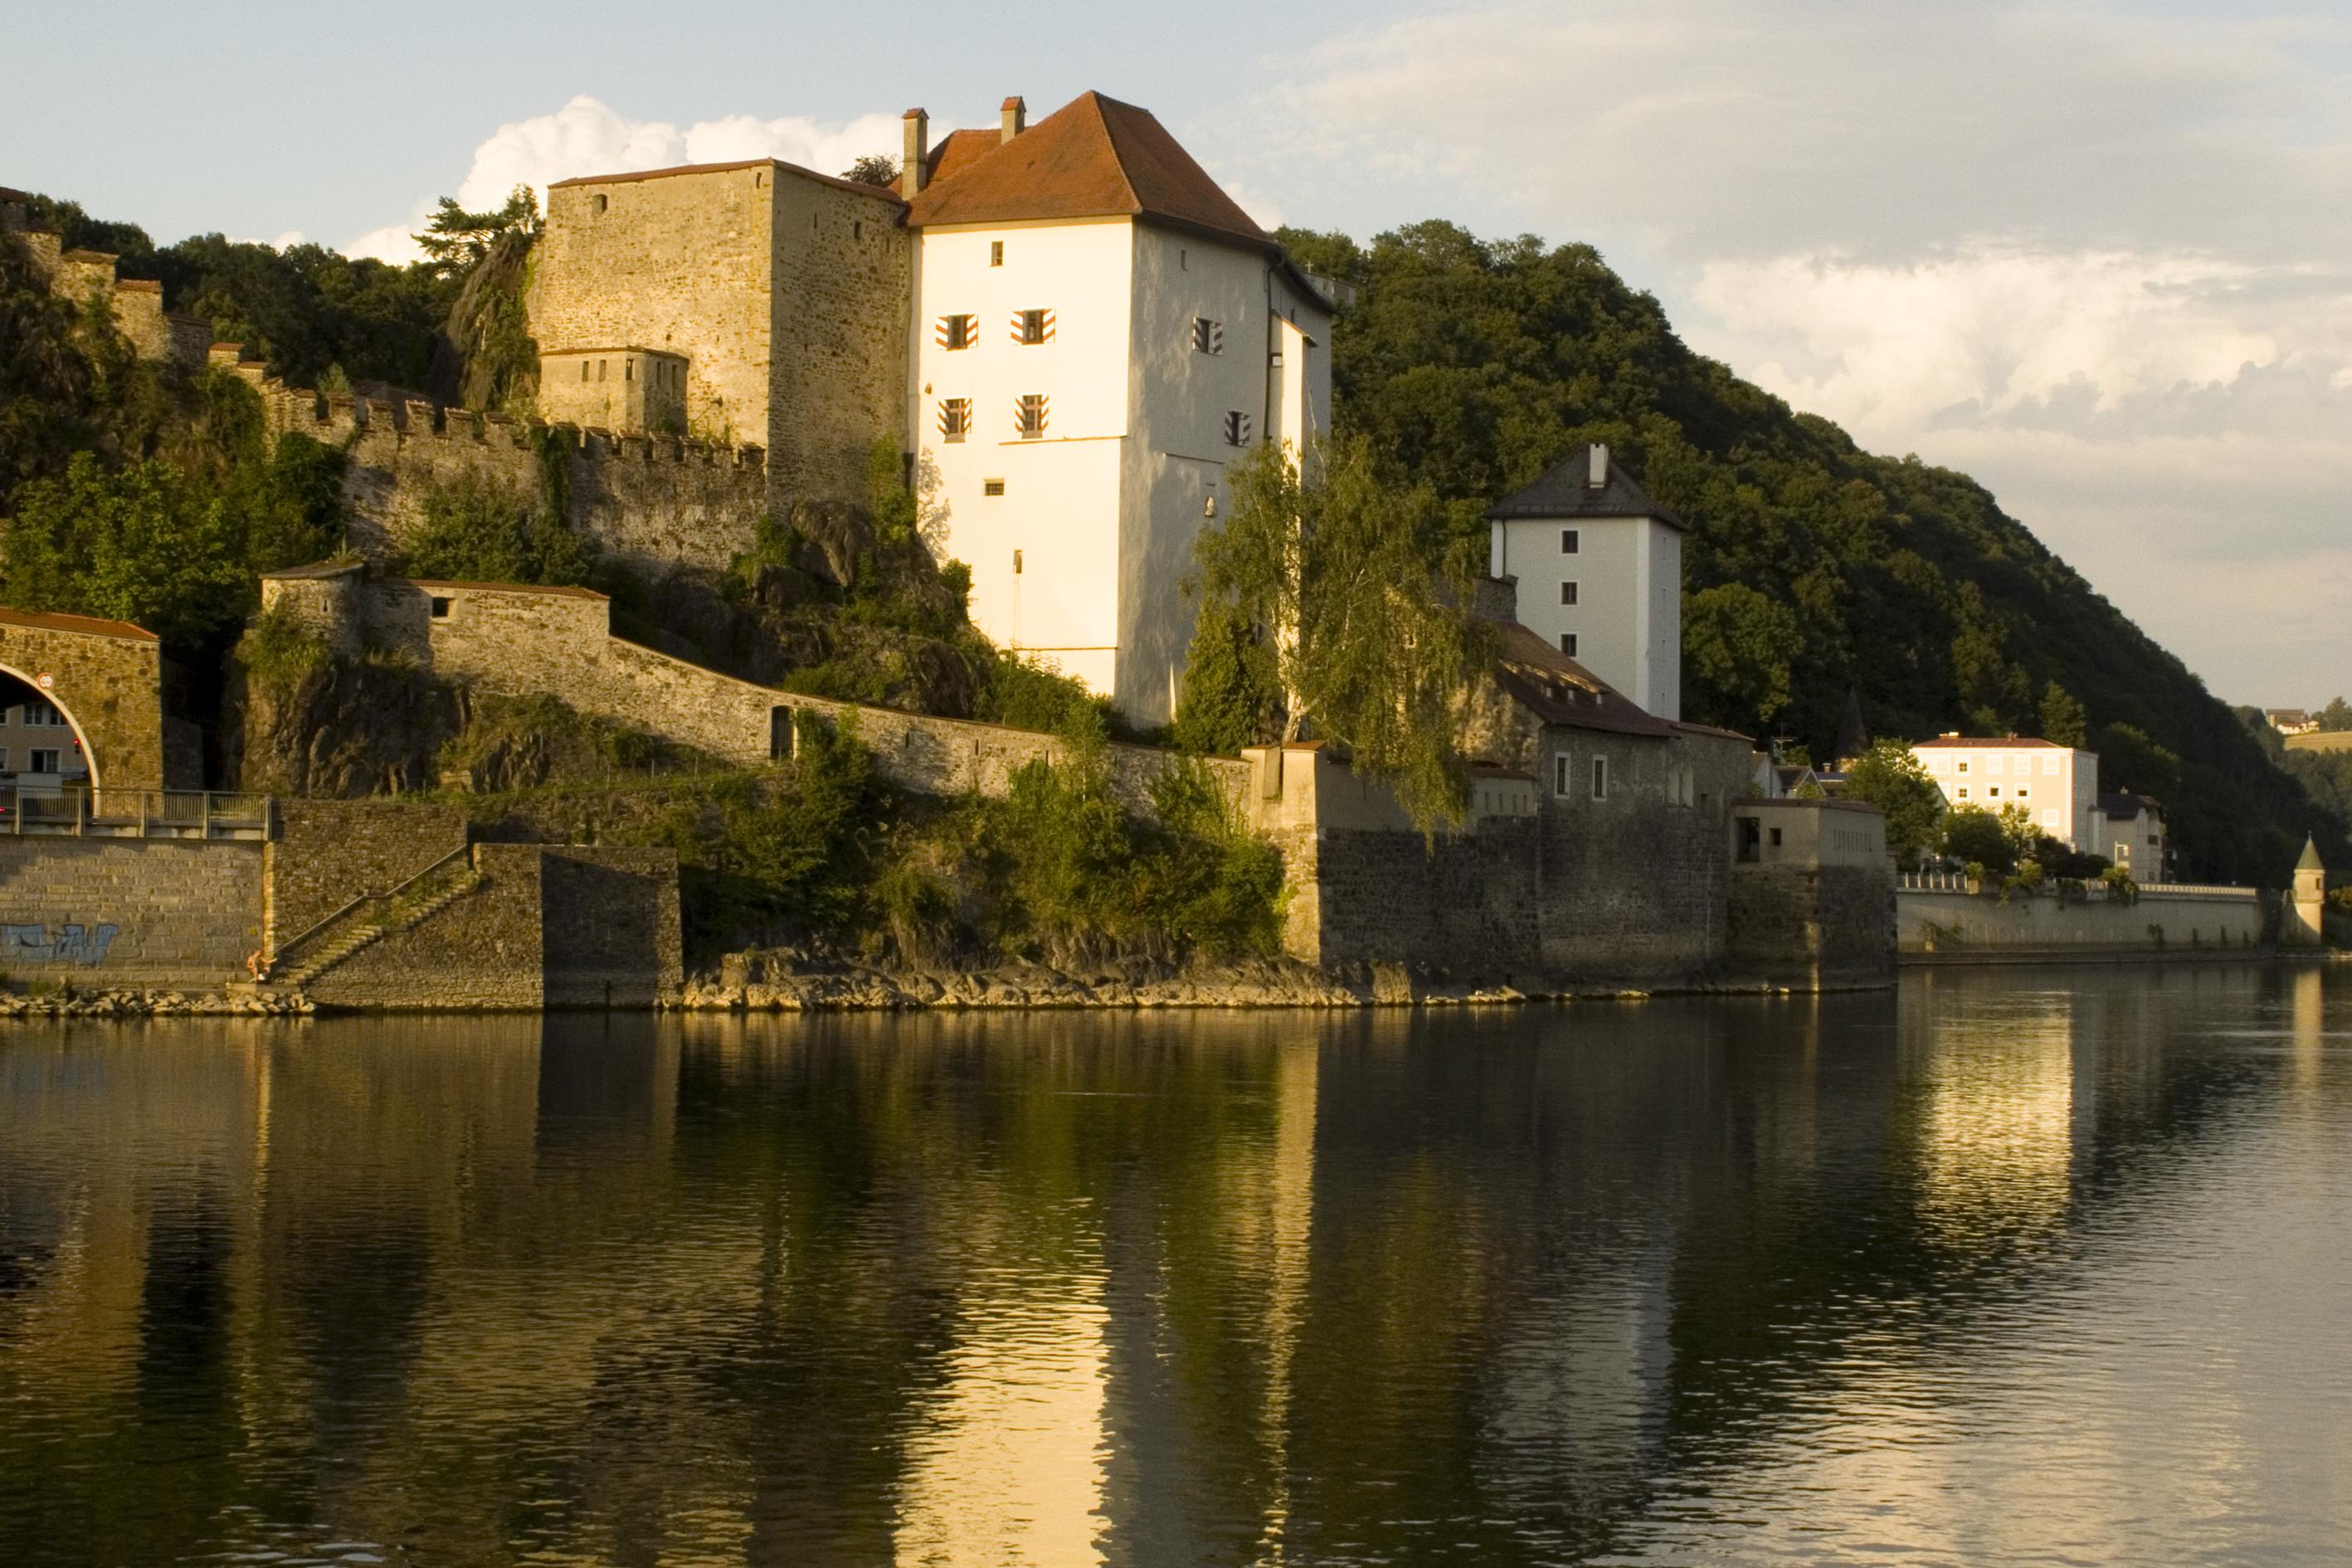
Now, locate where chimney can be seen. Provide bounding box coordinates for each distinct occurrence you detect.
[1587,443,1608,489]
[901,109,929,198]
[1001,96,1027,144]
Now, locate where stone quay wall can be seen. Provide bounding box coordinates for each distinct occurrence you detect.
[260,571,1249,811]
[1726,799,1897,986]
[308,843,547,1010]
[265,798,470,954]
[541,846,684,1007]
[0,839,263,989]
[1897,884,2264,959]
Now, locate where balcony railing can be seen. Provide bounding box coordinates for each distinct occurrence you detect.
[2,788,275,840]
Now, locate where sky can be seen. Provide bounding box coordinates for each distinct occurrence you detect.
[7,0,2348,708]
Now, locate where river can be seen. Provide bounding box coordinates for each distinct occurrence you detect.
[1,964,2347,1565]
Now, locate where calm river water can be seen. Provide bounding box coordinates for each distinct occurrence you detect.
[2,965,2349,1566]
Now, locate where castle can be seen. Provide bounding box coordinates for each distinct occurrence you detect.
[523,91,1335,723]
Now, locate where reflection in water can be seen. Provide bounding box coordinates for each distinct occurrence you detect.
[0,968,2349,1565]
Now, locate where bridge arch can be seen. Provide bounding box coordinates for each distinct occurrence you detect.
[0,608,167,796]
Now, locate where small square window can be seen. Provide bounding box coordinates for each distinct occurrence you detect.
[1191,317,1224,354]
[1957,761,1970,774]
[1989,786,2001,798]
[2016,786,2030,800]
[1012,308,1054,344]
[990,241,1005,266]
[1590,756,1609,801]
[430,597,452,619]
[937,397,971,443]
[1957,786,1970,800]
[1561,528,1580,554]
[1223,410,1252,447]
[983,478,1006,497]
[1014,394,1049,439]
[1560,633,1579,658]
[1560,581,1579,606]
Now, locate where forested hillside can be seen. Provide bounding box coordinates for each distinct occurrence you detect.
[1281,222,2344,884]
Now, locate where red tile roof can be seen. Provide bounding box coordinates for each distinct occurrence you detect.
[1911,736,2070,749]
[1490,621,1677,738]
[923,128,1000,187]
[906,90,1270,249]
[0,606,158,642]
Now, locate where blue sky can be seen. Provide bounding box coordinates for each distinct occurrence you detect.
[8,0,2350,706]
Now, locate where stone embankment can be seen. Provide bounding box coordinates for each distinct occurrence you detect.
[0,987,314,1018]
[680,952,1873,1010]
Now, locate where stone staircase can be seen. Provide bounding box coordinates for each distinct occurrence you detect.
[269,850,483,991]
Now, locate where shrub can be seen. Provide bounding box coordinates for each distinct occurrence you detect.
[399,472,594,586]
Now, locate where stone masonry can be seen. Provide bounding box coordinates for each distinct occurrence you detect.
[0,838,263,990]
[0,606,171,791]
[528,159,911,512]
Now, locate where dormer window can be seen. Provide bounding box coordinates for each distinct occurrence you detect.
[1013,308,1054,345]
[936,314,977,350]
[1191,318,1224,354]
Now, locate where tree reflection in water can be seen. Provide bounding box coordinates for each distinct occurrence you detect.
[1,964,2347,1566]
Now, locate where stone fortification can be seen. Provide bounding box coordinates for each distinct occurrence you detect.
[227,362,770,577]
[0,605,172,792]
[1726,799,1897,986]
[528,158,911,509]
[265,797,470,952]
[260,567,1248,809]
[13,227,208,370]
[0,838,263,990]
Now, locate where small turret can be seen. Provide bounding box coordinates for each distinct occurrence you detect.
[2286,835,2327,947]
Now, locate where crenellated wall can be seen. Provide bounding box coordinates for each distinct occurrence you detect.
[231,364,771,576]
[17,231,207,371]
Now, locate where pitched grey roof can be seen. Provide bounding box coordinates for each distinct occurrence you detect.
[2298,835,2325,873]
[1484,444,1686,530]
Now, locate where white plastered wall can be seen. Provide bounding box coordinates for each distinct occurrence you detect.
[913,218,1135,694]
[1497,514,1679,718]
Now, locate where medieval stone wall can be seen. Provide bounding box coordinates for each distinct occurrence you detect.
[526,160,909,509]
[0,611,167,792]
[1897,885,2263,958]
[309,843,546,1010]
[0,839,262,989]
[245,373,769,577]
[541,847,684,1007]
[261,572,1248,810]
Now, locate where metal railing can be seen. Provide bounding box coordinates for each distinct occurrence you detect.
[1899,870,2257,901]
[265,841,475,974]
[2,787,274,840]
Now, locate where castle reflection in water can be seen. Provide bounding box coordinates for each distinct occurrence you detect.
[1,964,2346,1566]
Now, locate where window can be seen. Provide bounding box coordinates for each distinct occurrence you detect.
[2116,842,2131,861]
[1014,394,1049,439]
[2043,809,2060,829]
[20,701,60,728]
[1561,528,1580,554]
[983,478,1006,497]
[1988,786,2001,798]
[937,397,971,443]
[1191,317,1224,354]
[1180,248,1188,270]
[1738,818,1760,862]
[853,221,862,240]
[29,749,57,774]
[593,193,607,214]
[935,314,977,351]
[429,597,452,620]
[597,359,608,382]
[1223,410,1252,447]
[2015,786,2030,800]
[1554,752,1573,798]
[990,240,1005,266]
[1560,633,1579,658]
[2043,754,2060,775]
[1769,827,1783,848]
[1987,755,2004,775]
[1012,308,1054,344]
[1560,581,1579,606]
[0,748,8,772]
[1957,786,1970,800]
[1590,756,1609,801]
[1013,549,1023,576]
[579,362,589,382]
[1957,760,1970,774]
[625,358,634,381]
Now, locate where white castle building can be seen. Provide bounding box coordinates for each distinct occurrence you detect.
[527,90,1333,726]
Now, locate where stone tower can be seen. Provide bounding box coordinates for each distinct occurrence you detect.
[2286,835,2327,947]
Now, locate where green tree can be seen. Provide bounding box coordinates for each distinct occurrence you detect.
[2038,680,2087,747]
[414,186,542,280]
[1684,582,1798,728]
[2097,721,2181,799]
[2320,697,2352,733]
[1940,803,2036,875]
[1840,740,1946,868]
[397,473,594,586]
[840,154,900,187]
[1,452,250,645]
[1189,437,1488,830]
[1172,596,1280,755]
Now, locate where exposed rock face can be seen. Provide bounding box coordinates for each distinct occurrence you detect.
[225,656,462,798]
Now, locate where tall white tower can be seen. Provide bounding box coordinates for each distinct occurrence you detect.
[1485,444,1684,720]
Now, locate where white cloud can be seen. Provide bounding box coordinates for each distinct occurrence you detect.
[1251,0,2352,700]
[344,95,911,260]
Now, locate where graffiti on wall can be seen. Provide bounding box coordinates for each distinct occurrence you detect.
[1,922,121,964]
